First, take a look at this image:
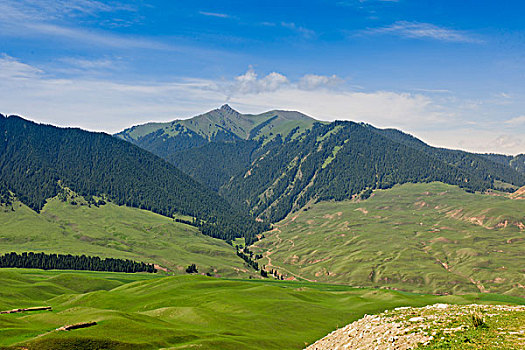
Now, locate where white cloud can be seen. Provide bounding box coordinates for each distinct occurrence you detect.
[504,115,525,125]
[365,21,482,43]
[59,57,116,70]
[227,68,289,95]
[416,129,524,155]
[488,135,523,150]
[199,11,231,18]
[411,88,452,94]
[226,68,344,96]
[0,0,152,48]
[298,74,343,90]
[228,88,446,130]
[0,0,129,22]
[0,56,523,154]
[0,54,43,79]
[281,22,316,38]
[5,22,172,50]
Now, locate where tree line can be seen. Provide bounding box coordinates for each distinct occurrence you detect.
[0,252,156,273]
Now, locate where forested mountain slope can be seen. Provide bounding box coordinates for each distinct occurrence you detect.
[482,153,525,175]
[168,140,260,191]
[0,114,267,243]
[222,122,524,222]
[375,128,525,188]
[116,106,525,223]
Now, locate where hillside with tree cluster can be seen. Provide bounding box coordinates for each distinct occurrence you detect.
[0,114,268,244]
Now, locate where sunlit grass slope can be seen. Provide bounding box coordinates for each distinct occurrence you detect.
[252,182,525,296]
[0,198,252,278]
[0,269,522,350]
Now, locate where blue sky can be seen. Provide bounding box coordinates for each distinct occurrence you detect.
[0,0,524,154]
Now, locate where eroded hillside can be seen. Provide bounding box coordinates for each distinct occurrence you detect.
[251,182,525,296]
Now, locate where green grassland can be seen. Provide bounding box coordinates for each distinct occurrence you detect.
[421,306,525,349]
[0,198,253,278]
[0,269,523,350]
[252,182,525,296]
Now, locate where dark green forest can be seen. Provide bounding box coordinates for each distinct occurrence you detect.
[0,115,268,244]
[375,127,525,187]
[0,252,156,273]
[482,153,525,175]
[168,140,259,191]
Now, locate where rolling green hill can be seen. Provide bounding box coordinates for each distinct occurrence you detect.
[0,269,522,350]
[0,196,253,277]
[250,182,525,297]
[0,114,268,243]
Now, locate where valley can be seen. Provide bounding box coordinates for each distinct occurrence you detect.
[1,108,524,349]
[0,197,253,278]
[2,1,525,348]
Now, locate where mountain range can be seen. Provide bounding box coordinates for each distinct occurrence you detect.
[116,104,525,222]
[1,107,524,287]
[1,106,524,350]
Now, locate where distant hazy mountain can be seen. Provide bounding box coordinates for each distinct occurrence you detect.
[0,114,267,243]
[116,106,525,222]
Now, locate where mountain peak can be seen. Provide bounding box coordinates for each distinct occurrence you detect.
[219,104,237,113]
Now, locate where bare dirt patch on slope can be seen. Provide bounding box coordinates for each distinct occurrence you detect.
[355,208,368,214]
[510,186,525,200]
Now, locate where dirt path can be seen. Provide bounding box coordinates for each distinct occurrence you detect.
[265,250,274,268]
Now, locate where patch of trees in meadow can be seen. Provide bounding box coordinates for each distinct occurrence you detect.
[185,263,198,273]
[0,252,156,273]
[236,246,259,271]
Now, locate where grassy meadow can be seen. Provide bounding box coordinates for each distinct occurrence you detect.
[0,198,253,278]
[0,183,523,349]
[252,182,525,296]
[0,269,523,350]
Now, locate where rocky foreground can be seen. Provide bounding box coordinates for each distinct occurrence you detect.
[305,304,525,350]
